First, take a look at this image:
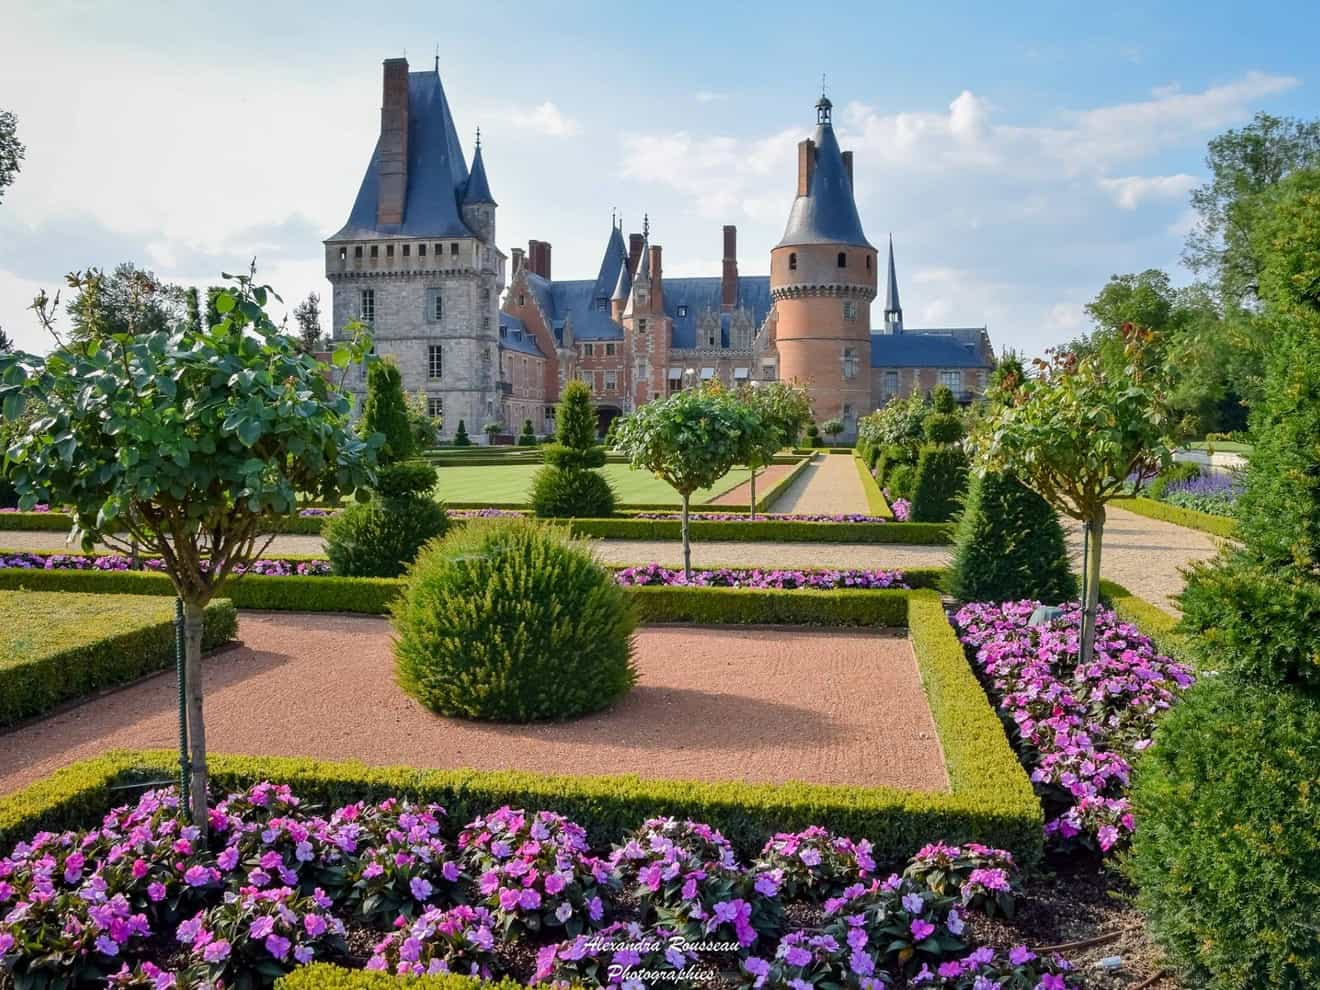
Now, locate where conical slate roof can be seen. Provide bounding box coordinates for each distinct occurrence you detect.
[591,224,629,302]
[776,112,872,250]
[884,235,901,313]
[463,141,496,205]
[329,68,475,240]
[611,253,631,301]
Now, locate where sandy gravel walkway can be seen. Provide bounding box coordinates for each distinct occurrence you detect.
[769,454,870,514]
[0,613,948,796]
[0,502,1221,611]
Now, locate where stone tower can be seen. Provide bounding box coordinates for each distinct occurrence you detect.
[769,94,877,437]
[621,216,670,412]
[324,57,506,440]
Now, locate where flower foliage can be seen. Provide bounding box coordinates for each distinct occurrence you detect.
[0,551,331,576]
[953,601,1194,853]
[614,564,907,590]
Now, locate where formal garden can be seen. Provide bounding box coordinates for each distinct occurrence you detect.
[0,147,1319,990]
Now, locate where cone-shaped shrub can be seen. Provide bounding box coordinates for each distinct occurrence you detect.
[518,419,537,446]
[453,419,471,447]
[360,360,414,464]
[945,470,1075,603]
[1129,677,1320,990]
[534,381,614,518]
[393,518,636,721]
[909,445,968,522]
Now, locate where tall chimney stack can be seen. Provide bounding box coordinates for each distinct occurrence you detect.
[376,58,410,226]
[648,244,663,311]
[525,240,553,279]
[796,139,816,198]
[511,247,524,275]
[627,233,644,277]
[720,225,738,311]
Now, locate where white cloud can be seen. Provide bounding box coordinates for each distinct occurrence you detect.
[694,91,726,103]
[1098,173,1199,209]
[502,101,580,137]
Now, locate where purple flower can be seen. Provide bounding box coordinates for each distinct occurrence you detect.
[409,877,433,901]
[910,919,935,941]
[1009,945,1037,966]
[183,865,210,888]
[264,933,291,961]
[202,939,231,964]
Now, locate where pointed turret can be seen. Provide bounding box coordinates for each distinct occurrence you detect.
[463,130,496,205]
[883,235,903,333]
[610,247,631,322]
[776,94,872,249]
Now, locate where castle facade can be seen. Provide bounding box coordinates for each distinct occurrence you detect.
[327,58,995,441]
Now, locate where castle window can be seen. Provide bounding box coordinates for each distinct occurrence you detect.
[427,396,443,420]
[450,243,460,256]
[842,346,858,380]
[434,243,442,257]
[386,244,394,259]
[940,370,963,392]
[428,345,443,380]
[359,289,374,324]
[518,294,525,306]
[605,342,615,356]
[677,305,688,318]
[402,244,410,257]
[583,343,594,357]
[843,300,858,321]
[866,255,871,271]
[418,243,426,257]
[837,252,847,268]
[788,252,797,271]
[604,370,617,391]
[481,288,491,303]
[428,291,443,321]
[707,329,717,347]
[637,319,647,334]
[338,247,346,262]
[482,316,490,330]
[884,371,899,398]
[370,245,379,259]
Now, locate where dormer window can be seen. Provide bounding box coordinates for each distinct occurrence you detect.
[419,243,427,257]
[386,244,394,259]
[837,252,847,268]
[402,244,410,257]
[370,245,379,259]
[518,294,525,306]
[677,305,688,318]
[354,246,363,259]
[450,243,460,256]
[789,253,797,271]
[338,247,347,262]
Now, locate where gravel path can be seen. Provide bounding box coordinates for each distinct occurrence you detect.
[769,454,870,514]
[0,502,1222,611]
[0,613,948,796]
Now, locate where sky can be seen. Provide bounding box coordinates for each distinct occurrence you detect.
[1,0,1317,358]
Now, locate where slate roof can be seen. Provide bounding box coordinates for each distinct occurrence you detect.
[870,330,990,368]
[329,70,475,241]
[463,143,495,206]
[777,117,872,250]
[884,236,901,314]
[498,313,544,356]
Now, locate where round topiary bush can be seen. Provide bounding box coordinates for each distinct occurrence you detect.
[1129,676,1320,989]
[886,462,916,502]
[374,460,438,499]
[530,465,616,518]
[393,519,637,721]
[323,496,449,577]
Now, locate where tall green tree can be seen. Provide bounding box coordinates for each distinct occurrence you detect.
[614,385,760,577]
[63,263,188,341]
[0,109,23,203]
[972,327,1176,667]
[532,380,614,517]
[293,292,323,351]
[360,359,414,465]
[736,379,811,517]
[1,267,377,831]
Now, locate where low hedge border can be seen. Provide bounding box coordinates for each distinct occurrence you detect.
[0,597,236,728]
[0,589,1042,867]
[750,451,814,512]
[1113,496,1238,539]
[853,455,893,518]
[1100,578,1196,669]
[276,966,580,990]
[0,567,946,618]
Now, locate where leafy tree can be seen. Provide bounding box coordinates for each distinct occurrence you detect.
[483,420,503,443]
[63,263,188,341]
[184,287,203,334]
[1184,112,1320,305]
[0,109,23,203]
[0,267,376,831]
[293,292,323,351]
[972,327,1176,667]
[359,359,414,464]
[822,418,844,440]
[405,391,439,451]
[736,380,812,517]
[614,385,760,576]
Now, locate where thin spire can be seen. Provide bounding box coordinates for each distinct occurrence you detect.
[884,234,903,331]
[474,125,481,150]
[642,212,650,238]
[434,43,439,72]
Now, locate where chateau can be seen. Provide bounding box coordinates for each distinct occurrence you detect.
[326,58,996,441]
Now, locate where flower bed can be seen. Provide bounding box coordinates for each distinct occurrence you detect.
[0,551,332,576]
[953,601,1194,854]
[0,782,1076,988]
[614,564,907,590]
[630,511,891,523]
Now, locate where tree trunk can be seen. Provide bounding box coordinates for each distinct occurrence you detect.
[749,468,757,520]
[1079,510,1105,668]
[681,492,692,581]
[183,600,209,836]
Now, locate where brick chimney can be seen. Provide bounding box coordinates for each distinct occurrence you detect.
[720,225,738,312]
[540,242,551,280]
[796,138,816,197]
[511,247,524,275]
[376,58,410,226]
[526,240,553,279]
[627,233,644,276]
[841,151,854,190]
[648,244,663,311]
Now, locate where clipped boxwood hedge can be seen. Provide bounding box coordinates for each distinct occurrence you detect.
[1100,578,1196,670]
[276,966,574,990]
[0,593,236,727]
[0,590,1043,867]
[564,517,950,543]
[1113,496,1238,539]
[853,455,894,518]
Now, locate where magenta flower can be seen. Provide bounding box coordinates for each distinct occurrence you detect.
[910,918,935,941]
[264,933,291,961]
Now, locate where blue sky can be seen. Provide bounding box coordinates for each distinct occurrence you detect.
[1,0,1316,356]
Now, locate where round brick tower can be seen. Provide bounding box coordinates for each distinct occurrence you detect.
[769,95,877,437]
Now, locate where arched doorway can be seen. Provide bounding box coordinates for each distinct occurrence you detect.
[596,405,622,439]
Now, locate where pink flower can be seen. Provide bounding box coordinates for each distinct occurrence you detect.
[264,933,291,961]
[910,919,935,941]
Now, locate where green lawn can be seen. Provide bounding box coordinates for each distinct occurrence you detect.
[1186,440,1252,454]
[433,463,754,506]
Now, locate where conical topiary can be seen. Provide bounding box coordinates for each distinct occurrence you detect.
[453,419,471,447]
[360,359,414,464]
[945,469,1076,604]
